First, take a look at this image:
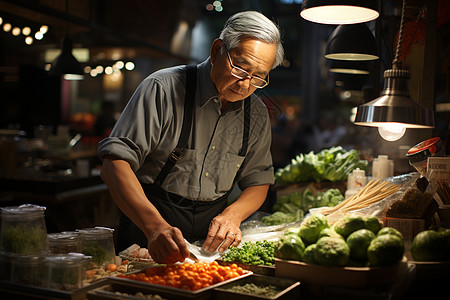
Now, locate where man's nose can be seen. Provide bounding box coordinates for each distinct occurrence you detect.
[237,77,251,88]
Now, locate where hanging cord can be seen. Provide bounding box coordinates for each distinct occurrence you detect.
[393,0,407,69]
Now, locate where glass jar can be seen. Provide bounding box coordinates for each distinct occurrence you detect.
[46,254,86,291]
[0,204,48,255]
[77,227,115,267]
[11,254,48,287]
[48,232,82,254]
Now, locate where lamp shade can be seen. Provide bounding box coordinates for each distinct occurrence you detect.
[300,0,379,25]
[354,69,435,128]
[329,58,371,74]
[325,23,378,61]
[50,36,84,79]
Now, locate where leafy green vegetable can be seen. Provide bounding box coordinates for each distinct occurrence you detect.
[222,240,275,266]
[274,234,305,261]
[1,224,47,254]
[261,188,344,225]
[275,146,368,184]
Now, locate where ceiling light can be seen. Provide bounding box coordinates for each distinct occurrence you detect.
[325,23,378,61]
[300,0,379,25]
[50,36,84,80]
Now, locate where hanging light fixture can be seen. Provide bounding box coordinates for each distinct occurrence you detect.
[300,0,379,25]
[325,23,379,61]
[354,0,435,141]
[50,35,84,80]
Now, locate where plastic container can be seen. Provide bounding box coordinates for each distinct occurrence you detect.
[407,137,446,176]
[345,168,367,199]
[77,227,115,267]
[11,254,48,287]
[0,204,48,255]
[372,155,394,179]
[46,254,87,291]
[48,232,82,254]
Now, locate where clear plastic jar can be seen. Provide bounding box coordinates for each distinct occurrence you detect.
[48,232,82,254]
[46,254,86,291]
[0,204,48,255]
[407,137,446,176]
[77,227,115,267]
[11,254,48,287]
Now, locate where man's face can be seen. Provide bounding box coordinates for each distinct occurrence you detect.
[210,38,277,103]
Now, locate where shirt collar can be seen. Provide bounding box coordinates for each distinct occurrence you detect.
[198,57,245,112]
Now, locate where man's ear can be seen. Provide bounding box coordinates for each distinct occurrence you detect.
[210,39,223,64]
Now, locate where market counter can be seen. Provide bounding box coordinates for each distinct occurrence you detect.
[0,172,120,233]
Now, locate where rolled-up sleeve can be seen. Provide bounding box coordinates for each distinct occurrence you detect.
[98,77,169,172]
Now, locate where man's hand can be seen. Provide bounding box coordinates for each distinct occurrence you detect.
[202,213,241,253]
[147,223,190,264]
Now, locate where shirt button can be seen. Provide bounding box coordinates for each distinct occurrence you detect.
[205,172,209,177]
[237,164,241,168]
[211,145,215,150]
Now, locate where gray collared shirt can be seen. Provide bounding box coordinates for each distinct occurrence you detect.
[98,58,274,201]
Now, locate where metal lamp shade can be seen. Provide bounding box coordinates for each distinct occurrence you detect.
[50,36,84,77]
[325,23,379,61]
[354,69,435,128]
[300,0,379,25]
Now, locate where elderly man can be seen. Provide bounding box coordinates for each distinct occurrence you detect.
[98,11,284,264]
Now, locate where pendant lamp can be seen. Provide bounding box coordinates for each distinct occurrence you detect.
[354,0,435,141]
[325,23,379,61]
[50,35,84,80]
[300,0,379,25]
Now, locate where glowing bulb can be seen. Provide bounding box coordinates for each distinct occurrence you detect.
[12,27,21,36]
[125,61,135,70]
[3,23,12,32]
[35,31,44,40]
[22,27,31,36]
[377,123,406,141]
[40,25,48,34]
[25,36,33,45]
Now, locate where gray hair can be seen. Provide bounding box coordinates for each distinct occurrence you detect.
[219,11,284,69]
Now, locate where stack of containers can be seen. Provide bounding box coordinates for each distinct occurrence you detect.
[0,204,49,287]
[0,204,94,291]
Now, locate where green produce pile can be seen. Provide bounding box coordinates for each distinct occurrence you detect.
[274,214,405,267]
[410,228,450,262]
[261,188,344,225]
[222,240,275,266]
[274,146,368,184]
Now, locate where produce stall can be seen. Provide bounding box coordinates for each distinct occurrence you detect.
[0,144,449,300]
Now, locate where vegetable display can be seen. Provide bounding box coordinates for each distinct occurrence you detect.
[222,282,281,297]
[222,240,276,266]
[274,214,405,267]
[274,146,368,184]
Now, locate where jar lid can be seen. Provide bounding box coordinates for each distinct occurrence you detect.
[45,254,86,265]
[76,227,114,240]
[406,137,443,163]
[1,204,46,214]
[47,232,80,244]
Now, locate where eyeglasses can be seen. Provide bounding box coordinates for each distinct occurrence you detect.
[226,50,269,89]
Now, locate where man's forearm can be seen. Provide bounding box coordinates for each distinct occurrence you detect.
[222,184,269,223]
[100,157,166,236]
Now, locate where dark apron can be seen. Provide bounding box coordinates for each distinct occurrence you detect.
[117,65,251,251]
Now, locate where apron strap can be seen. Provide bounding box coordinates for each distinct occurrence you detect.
[155,64,197,186]
[238,97,251,156]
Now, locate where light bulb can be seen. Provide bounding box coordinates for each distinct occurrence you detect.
[378,123,406,141]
